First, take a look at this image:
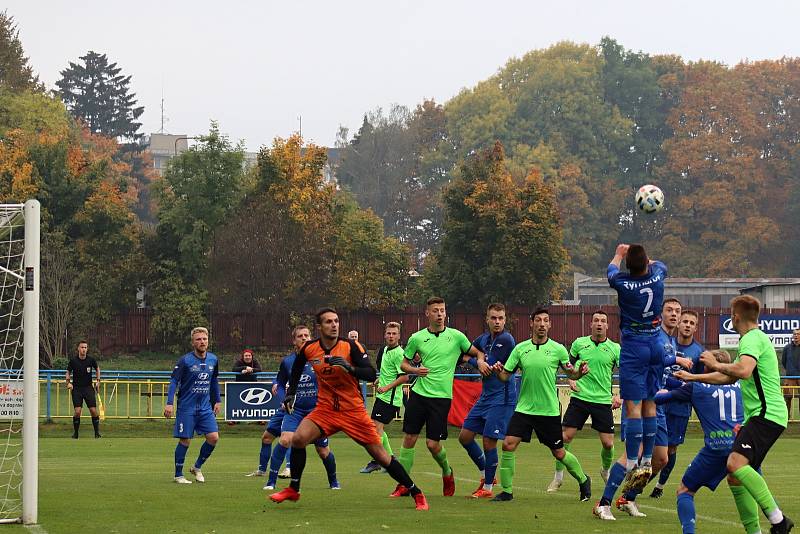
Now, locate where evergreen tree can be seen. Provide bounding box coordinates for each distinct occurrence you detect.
[0,10,41,91]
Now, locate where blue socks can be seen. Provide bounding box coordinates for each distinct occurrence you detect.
[659,451,677,485]
[194,441,215,469]
[484,448,499,485]
[259,442,272,473]
[624,418,643,469]
[642,416,657,461]
[677,492,696,533]
[174,442,189,477]
[285,446,292,468]
[269,443,289,483]
[462,440,486,471]
[601,462,627,505]
[322,451,338,485]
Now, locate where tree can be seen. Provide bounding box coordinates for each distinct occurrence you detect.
[0,11,40,92]
[56,51,144,142]
[428,142,568,307]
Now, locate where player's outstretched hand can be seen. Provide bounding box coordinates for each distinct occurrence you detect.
[490,361,504,374]
[579,362,590,376]
[699,351,719,371]
[415,366,430,377]
[328,356,353,373]
[615,243,630,258]
[676,356,694,369]
[283,394,296,415]
[673,370,693,382]
[568,379,580,392]
[477,359,492,376]
[611,395,622,410]
[163,404,174,418]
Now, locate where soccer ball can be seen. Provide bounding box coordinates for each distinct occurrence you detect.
[635,184,665,213]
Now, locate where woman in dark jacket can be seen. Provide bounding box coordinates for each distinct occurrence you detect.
[232,349,262,382]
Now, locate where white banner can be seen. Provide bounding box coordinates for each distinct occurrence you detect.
[719,333,795,350]
[0,380,23,420]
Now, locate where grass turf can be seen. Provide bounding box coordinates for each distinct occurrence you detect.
[14,422,800,533]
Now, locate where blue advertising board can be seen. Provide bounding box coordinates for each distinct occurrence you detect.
[224,382,282,422]
[719,314,800,349]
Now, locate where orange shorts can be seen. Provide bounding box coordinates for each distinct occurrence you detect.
[306,406,381,446]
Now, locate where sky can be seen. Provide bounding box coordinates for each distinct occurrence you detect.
[8,0,800,150]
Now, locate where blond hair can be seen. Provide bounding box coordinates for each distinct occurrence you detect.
[191,327,209,338]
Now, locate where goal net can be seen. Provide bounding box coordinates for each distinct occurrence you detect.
[0,201,39,525]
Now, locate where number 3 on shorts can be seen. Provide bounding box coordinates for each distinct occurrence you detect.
[179,422,184,433]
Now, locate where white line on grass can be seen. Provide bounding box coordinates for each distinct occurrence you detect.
[24,524,48,534]
[419,471,741,527]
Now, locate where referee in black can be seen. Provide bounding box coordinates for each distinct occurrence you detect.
[65,340,101,439]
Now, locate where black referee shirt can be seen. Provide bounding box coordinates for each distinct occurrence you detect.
[67,356,98,387]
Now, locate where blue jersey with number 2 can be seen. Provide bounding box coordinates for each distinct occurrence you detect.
[608,260,667,336]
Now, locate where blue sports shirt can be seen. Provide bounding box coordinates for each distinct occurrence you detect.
[656,381,743,452]
[167,351,221,412]
[608,260,668,335]
[663,339,705,417]
[469,331,517,405]
[280,353,319,411]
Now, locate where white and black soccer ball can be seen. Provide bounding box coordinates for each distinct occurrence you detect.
[635,184,665,214]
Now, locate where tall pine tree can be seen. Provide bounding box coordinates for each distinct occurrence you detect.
[0,10,41,91]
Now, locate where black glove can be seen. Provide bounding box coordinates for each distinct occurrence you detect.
[282,394,295,414]
[327,356,353,374]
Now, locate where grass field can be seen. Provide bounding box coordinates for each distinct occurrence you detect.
[11,422,799,533]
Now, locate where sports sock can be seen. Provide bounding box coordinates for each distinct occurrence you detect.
[194,440,215,469]
[383,457,421,496]
[91,416,100,434]
[284,446,292,468]
[381,432,393,457]
[624,487,642,501]
[625,418,643,470]
[601,445,615,471]
[499,450,515,494]
[72,416,80,436]
[398,447,415,474]
[554,441,571,474]
[289,446,306,491]
[560,450,588,484]
[268,443,289,480]
[677,492,696,533]
[432,446,452,476]
[600,462,626,506]
[321,451,337,485]
[258,442,272,473]
[484,448,498,488]
[641,416,657,462]
[461,439,485,471]
[658,450,677,486]
[733,466,783,524]
[730,484,763,534]
[174,442,189,477]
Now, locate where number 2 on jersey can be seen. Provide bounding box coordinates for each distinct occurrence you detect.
[711,388,737,421]
[639,287,654,318]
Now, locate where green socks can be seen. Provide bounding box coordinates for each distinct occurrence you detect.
[733,466,780,519]
[500,450,516,494]
[730,484,762,534]
[554,441,570,472]
[560,450,588,484]
[381,432,393,457]
[432,446,452,476]
[601,445,615,470]
[398,447,415,474]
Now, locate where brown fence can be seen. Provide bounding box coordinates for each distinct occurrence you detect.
[90,305,795,354]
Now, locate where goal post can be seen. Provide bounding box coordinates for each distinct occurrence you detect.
[0,200,39,525]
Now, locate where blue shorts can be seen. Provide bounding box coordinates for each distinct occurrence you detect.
[462,398,515,439]
[619,410,668,448]
[281,408,329,448]
[619,332,664,400]
[682,446,730,492]
[266,409,285,437]
[667,413,689,446]
[174,409,218,439]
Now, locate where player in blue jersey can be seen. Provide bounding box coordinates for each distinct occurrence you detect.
[458,303,516,498]
[607,243,678,488]
[650,309,705,498]
[164,327,221,484]
[655,349,745,534]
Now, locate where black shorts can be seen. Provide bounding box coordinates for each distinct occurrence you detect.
[402,390,450,441]
[561,397,615,434]
[506,412,564,450]
[71,385,97,409]
[732,416,785,470]
[371,397,400,425]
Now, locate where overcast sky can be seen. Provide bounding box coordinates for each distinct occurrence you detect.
[8,0,800,150]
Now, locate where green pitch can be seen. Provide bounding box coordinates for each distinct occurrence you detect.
[21,424,800,533]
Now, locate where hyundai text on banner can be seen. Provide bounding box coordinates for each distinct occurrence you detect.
[719,314,800,349]
[224,382,282,421]
[0,380,23,419]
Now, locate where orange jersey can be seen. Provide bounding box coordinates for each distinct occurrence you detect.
[296,338,372,412]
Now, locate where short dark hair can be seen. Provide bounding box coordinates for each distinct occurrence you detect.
[731,295,761,322]
[681,310,699,321]
[530,307,549,320]
[591,310,608,319]
[487,303,506,314]
[426,296,445,307]
[626,244,648,274]
[77,340,88,346]
[664,297,682,307]
[292,324,310,337]
[314,307,337,325]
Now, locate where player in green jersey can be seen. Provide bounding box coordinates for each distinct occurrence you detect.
[361,322,409,474]
[392,297,484,498]
[675,295,792,534]
[490,308,591,502]
[548,310,621,493]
